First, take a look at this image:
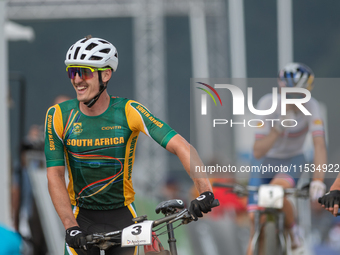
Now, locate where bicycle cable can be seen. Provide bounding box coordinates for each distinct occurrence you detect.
[154,222,184,237]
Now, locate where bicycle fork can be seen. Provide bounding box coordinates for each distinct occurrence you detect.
[251,211,287,255]
[251,210,261,255]
[277,212,286,255]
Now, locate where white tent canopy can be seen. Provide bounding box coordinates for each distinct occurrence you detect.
[5,21,35,42]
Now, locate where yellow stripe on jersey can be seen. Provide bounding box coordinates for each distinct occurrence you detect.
[53,104,64,140]
[65,244,78,255]
[127,204,137,218]
[125,100,151,137]
[73,205,80,219]
[65,150,76,205]
[123,132,139,206]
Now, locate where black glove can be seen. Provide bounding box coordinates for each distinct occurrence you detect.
[65,226,88,250]
[318,190,340,208]
[189,191,215,221]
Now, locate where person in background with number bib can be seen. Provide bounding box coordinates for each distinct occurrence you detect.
[246,63,327,255]
[44,35,215,255]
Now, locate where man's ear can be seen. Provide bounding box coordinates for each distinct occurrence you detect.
[102,69,112,83]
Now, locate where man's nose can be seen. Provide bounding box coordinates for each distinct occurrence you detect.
[74,72,84,82]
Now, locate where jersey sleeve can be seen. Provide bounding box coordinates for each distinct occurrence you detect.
[307,98,325,137]
[125,100,178,148]
[44,104,65,167]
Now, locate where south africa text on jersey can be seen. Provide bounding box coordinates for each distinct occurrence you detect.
[135,104,164,128]
[47,115,55,150]
[66,137,125,147]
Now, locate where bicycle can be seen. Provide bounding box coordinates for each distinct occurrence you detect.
[85,198,220,255]
[213,182,309,255]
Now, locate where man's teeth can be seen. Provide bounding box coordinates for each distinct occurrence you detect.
[77,86,87,90]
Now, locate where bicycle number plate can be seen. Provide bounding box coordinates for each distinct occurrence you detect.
[258,185,284,209]
[121,220,153,247]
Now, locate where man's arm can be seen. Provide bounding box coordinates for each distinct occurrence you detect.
[331,176,340,191]
[47,166,78,230]
[253,128,280,159]
[165,134,212,194]
[312,136,327,181]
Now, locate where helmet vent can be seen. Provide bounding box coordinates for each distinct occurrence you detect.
[86,43,98,51]
[89,56,103,61]
[74,47,80,59]
[80,54,86,60]
[115,52,118,58]
[68,54,71,59]
[99,48,111,54]
[98,40,109,44]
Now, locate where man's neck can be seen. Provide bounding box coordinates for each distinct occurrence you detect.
[79,92,110,116]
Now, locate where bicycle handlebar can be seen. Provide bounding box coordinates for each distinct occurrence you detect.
[85,199,220,248]
[213,182,309,198]
[153,199,220,227]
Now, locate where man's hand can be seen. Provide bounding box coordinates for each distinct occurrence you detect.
[65,226,88,250]
[189,191,215,221]
[318,190,340,217]
[310,180,326,201]
[274,110,296,134]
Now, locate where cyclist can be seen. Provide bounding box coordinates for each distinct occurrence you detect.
[44,35,215,255]
[246,63,327,255]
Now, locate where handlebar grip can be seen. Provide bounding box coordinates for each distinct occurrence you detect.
[212,182,233,188]
[211,199,220,208]
[86,235,93,242]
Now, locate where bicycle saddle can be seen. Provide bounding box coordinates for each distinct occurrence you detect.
[155,199,185,214]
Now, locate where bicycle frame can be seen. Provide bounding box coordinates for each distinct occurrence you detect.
[86,199,219,255]
[213,182,309,255]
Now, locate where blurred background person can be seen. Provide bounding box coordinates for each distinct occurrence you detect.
[11,95,71,254]
[246,63,327,255]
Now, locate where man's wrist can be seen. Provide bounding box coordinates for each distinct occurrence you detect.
[330,179,340,191]
[64,219,79,230]
[330,184,340,191]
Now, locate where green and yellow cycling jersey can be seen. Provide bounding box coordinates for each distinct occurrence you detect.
[44,96,177,210]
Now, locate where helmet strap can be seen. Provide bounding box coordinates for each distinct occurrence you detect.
[84,71,107,108]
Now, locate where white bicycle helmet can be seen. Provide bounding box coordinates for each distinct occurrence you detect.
[65,36,118,71]
[278,62,314,91]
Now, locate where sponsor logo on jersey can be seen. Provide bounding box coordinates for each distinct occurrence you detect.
[313,119,323,125]
[73,122,83,135]
[101,126,122,130]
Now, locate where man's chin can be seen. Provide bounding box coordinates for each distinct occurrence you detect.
[77,96,88,103]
